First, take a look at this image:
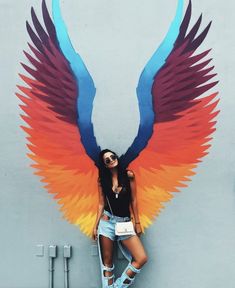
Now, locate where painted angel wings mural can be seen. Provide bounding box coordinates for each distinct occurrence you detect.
[16,0,219,237]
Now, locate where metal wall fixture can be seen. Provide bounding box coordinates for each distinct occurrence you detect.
[64,245,72,288]
[48,245,57,288]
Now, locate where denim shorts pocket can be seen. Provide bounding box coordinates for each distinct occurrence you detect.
[100,214,111,222]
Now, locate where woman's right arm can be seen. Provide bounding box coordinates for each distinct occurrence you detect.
[92,178,105,240]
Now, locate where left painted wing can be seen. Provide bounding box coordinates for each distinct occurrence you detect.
[16,0,100,237]
[123,0,220,231]
[120,0,184,166]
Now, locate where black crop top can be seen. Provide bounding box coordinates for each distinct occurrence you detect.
[103,173,132,217]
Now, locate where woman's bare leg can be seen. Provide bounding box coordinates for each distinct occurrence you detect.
[120,235,148,284]
[98,234,115,285]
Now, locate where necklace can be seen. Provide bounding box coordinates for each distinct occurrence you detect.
[113,186,121,199]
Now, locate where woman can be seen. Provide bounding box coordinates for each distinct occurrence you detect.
[92,149,148,288]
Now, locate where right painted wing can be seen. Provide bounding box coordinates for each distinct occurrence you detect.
[16,0,100,237]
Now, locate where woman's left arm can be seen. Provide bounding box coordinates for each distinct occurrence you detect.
[128,170,142,236]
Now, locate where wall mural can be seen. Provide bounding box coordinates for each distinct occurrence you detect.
[16,0,219,237]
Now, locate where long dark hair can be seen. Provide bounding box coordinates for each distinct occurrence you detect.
[98,149,130,195]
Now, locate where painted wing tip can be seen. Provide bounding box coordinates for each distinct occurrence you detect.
[26,20,30,29]
[31,6,35,15]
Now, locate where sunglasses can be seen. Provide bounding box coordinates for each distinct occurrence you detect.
[104,154,118,165]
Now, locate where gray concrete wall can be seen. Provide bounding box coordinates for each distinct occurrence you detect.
[0,0,234,287]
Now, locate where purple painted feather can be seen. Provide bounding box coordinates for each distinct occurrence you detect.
[175,0,192,44]
[31,7,52,53]
[22,1,78,125]
[26,22,45,54]
[189,22,212,51]
[184,14,202,45]
[152,2,217,123]
[42,0,57,44]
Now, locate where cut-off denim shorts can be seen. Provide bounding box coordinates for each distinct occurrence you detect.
[97,209,136,262]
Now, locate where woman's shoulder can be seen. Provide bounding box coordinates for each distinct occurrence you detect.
[126,169,135,180]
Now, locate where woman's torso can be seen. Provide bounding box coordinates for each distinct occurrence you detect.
[103,174,131,217]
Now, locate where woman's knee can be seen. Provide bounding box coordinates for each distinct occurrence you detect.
[103,261,113,268]
[102,251,113,265]
[141,254,148,265]
[135,254,148,267]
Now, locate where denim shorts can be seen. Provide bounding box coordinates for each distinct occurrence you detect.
[97,210,136,261]
[98,209,136,241]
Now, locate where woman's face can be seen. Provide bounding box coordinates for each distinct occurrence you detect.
[103,152,118,169]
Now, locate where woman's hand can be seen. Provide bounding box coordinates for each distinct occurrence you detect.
[92,225,98,241]
[135,223,142,237]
